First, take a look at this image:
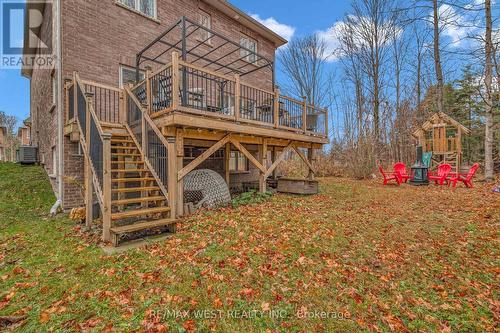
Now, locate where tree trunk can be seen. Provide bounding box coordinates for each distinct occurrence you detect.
[432,0,445,115]
[484,0,494,181]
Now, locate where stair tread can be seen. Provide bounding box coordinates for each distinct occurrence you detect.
[112,177,155,182]
[111,161,144,164]
[111,139,133,143]
[111,145,138,149]
[112,153,142,156]
[113,196,166,205]
[112,169,148,173]
[112,186,159,193]
[111,218,176,234]
[111,206,171,220]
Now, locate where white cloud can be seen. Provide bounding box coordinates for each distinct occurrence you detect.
[250,14,296,42]
[316,21,346,62]
[436,4,482,48]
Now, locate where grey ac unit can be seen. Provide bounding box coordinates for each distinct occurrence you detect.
[17,146,38,164]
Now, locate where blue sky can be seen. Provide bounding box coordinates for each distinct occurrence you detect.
[0,0,351,129]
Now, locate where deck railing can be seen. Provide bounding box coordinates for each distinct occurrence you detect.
[82,81,123,124]
[138,52,328,137]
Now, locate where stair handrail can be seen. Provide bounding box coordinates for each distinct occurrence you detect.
[123,86,170,202]
[73,72,112,241]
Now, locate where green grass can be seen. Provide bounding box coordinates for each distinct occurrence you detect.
[0,162,498,332]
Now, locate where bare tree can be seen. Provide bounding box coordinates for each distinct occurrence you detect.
[484,0,494,181]
[279,34,329,107]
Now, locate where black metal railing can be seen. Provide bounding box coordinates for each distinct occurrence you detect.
[89,109,104,191]
[240,84,274,124]
[132,81,148,107]
[145,121,168,186]
[68,84,75,120]
[126,93,143,145]
[84,83,121,123]
[76,82,87,140]
[180,65,235,117]
[279,96,303,129]
[150,66,173,114]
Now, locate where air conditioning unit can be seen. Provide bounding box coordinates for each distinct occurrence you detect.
[17,146,38,164]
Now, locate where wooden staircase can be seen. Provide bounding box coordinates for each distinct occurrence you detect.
[107,129,175,246]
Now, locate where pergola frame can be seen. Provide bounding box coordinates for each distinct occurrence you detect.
[136,16,275,86]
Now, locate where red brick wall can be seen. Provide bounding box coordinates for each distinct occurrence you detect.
[30,4,59,193]
[60,0,276,90]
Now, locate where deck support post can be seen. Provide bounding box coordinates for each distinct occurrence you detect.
[234,74,240,122]
[167,136,179,218]
[259,139,268,193]
[102,133,112,242]
[272,146,277,179]
[274,88,280,128]
[225,142,231,186]
[307,148,315,181]
[302,97,307,133]
[84,92,94,229]
[175,131,184,217]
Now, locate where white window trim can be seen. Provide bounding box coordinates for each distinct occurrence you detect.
[119,65,146,88]
[240,35,258,64]
[198,9,212,44]
[116,0,158,20]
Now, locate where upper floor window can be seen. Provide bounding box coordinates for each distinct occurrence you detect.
[199,10,212,43]
[119,66,145,88]
[240,35,257,63]
[118,0,156,19]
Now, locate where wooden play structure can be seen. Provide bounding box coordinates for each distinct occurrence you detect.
[412,112,470,172]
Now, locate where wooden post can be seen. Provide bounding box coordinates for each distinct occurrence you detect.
[457,127,462,173]
[119,91,126,124]
[73,73,78,122]
[225,142,231,185]
[274,88,280,128]
[145,66,152,115]
[324,108,329,137]
[302,97,307,133]
[259,139,268,193]
[176,130,184,217]
[234,74,240,122]
[172,52,180,110]
[102,133,112,242]
[307,148,315,181]
[167,136,178,219]
[85,92,93,229]
[272,146,277,179]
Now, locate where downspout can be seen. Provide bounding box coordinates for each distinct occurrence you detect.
[55,0,63,212]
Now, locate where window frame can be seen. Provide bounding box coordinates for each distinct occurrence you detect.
[51,72,56,105]
[117,0,157,20]
[119,65,146,88]
[240,34,258,64]
[198,9,213,45]
[229,151,249,173]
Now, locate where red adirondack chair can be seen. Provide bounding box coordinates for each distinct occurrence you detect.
[393,163,410,183]
[448,163,480,188]
[379,165,402,185]
[428,163,452,185]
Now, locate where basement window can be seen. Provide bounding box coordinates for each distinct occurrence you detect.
[229,151,249,172]
[118,0,156,19]
[119,66,145,88]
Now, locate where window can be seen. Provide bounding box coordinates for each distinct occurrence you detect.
[199,10,212,43]
[51,146,57,177]
[119,66,145,88]
[229,151,249,172]
[118,0,156,19]
[52,73,56,105]
[240,35,257,63]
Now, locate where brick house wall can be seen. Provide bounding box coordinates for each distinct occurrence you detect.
[29,4,59,192]
[30,0,281,209]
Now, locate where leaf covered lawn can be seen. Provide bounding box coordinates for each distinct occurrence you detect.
[0,163,498,332]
